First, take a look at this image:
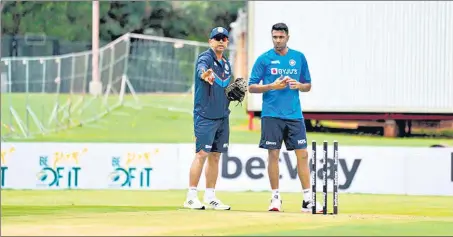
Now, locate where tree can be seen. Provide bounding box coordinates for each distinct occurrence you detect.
[179,1,246,42]
[1,1,246,44]
[1,1,109,42]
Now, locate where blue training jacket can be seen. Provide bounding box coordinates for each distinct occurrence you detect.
[193,48,233,119]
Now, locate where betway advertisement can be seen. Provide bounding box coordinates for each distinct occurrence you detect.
[182,144,453,196]
[1,142,452,196]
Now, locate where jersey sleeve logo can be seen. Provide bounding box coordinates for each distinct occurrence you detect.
[289,59,296,67]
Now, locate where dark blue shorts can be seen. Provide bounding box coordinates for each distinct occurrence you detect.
[194,114,229,153]
[259,116,308,151]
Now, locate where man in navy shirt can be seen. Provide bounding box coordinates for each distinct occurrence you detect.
[248,23,322,213]
[183,27,232,211]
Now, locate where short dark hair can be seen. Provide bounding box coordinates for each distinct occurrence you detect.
[271,23,289,34]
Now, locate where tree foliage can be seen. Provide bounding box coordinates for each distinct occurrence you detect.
[1,1,245,43]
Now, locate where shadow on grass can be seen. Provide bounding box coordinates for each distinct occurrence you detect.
[1,205,179,217]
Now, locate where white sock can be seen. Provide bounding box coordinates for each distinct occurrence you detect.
[187,187,198,199]
[303,189,312,202]
[272,189,280,199]
[204,188,216,201]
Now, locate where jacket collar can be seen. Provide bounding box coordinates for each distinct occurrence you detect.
[208,48,226,63]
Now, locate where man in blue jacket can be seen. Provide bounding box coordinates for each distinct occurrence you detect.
[183,27,232,210]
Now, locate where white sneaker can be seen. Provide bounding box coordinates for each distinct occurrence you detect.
[204,198,231,210]
[268,198,282,212]
[183,197,205,210]
[301,200,323,213]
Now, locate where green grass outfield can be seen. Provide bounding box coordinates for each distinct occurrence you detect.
[2,94,453,236]
[2,190,452,236]
[2,94,452,147]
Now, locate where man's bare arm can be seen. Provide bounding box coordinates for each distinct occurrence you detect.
[298,83,311,92]
[248,84,274,93]
[249,76,288,93]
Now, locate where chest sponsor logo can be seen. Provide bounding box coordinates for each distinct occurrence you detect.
[271,68,298,75]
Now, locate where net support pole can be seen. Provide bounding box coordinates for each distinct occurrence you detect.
[89,0,103,96]
[0,2,3,58]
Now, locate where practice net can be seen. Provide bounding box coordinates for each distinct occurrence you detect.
[0,33,237,140]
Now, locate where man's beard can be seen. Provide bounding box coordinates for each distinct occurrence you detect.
[274,46,285,51]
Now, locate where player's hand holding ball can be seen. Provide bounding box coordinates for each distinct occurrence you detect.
[285,77,301,90]
[201,68,215,85]
[270,75,289,90]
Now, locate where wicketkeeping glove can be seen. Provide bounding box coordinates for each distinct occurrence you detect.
[225,77,247,103]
